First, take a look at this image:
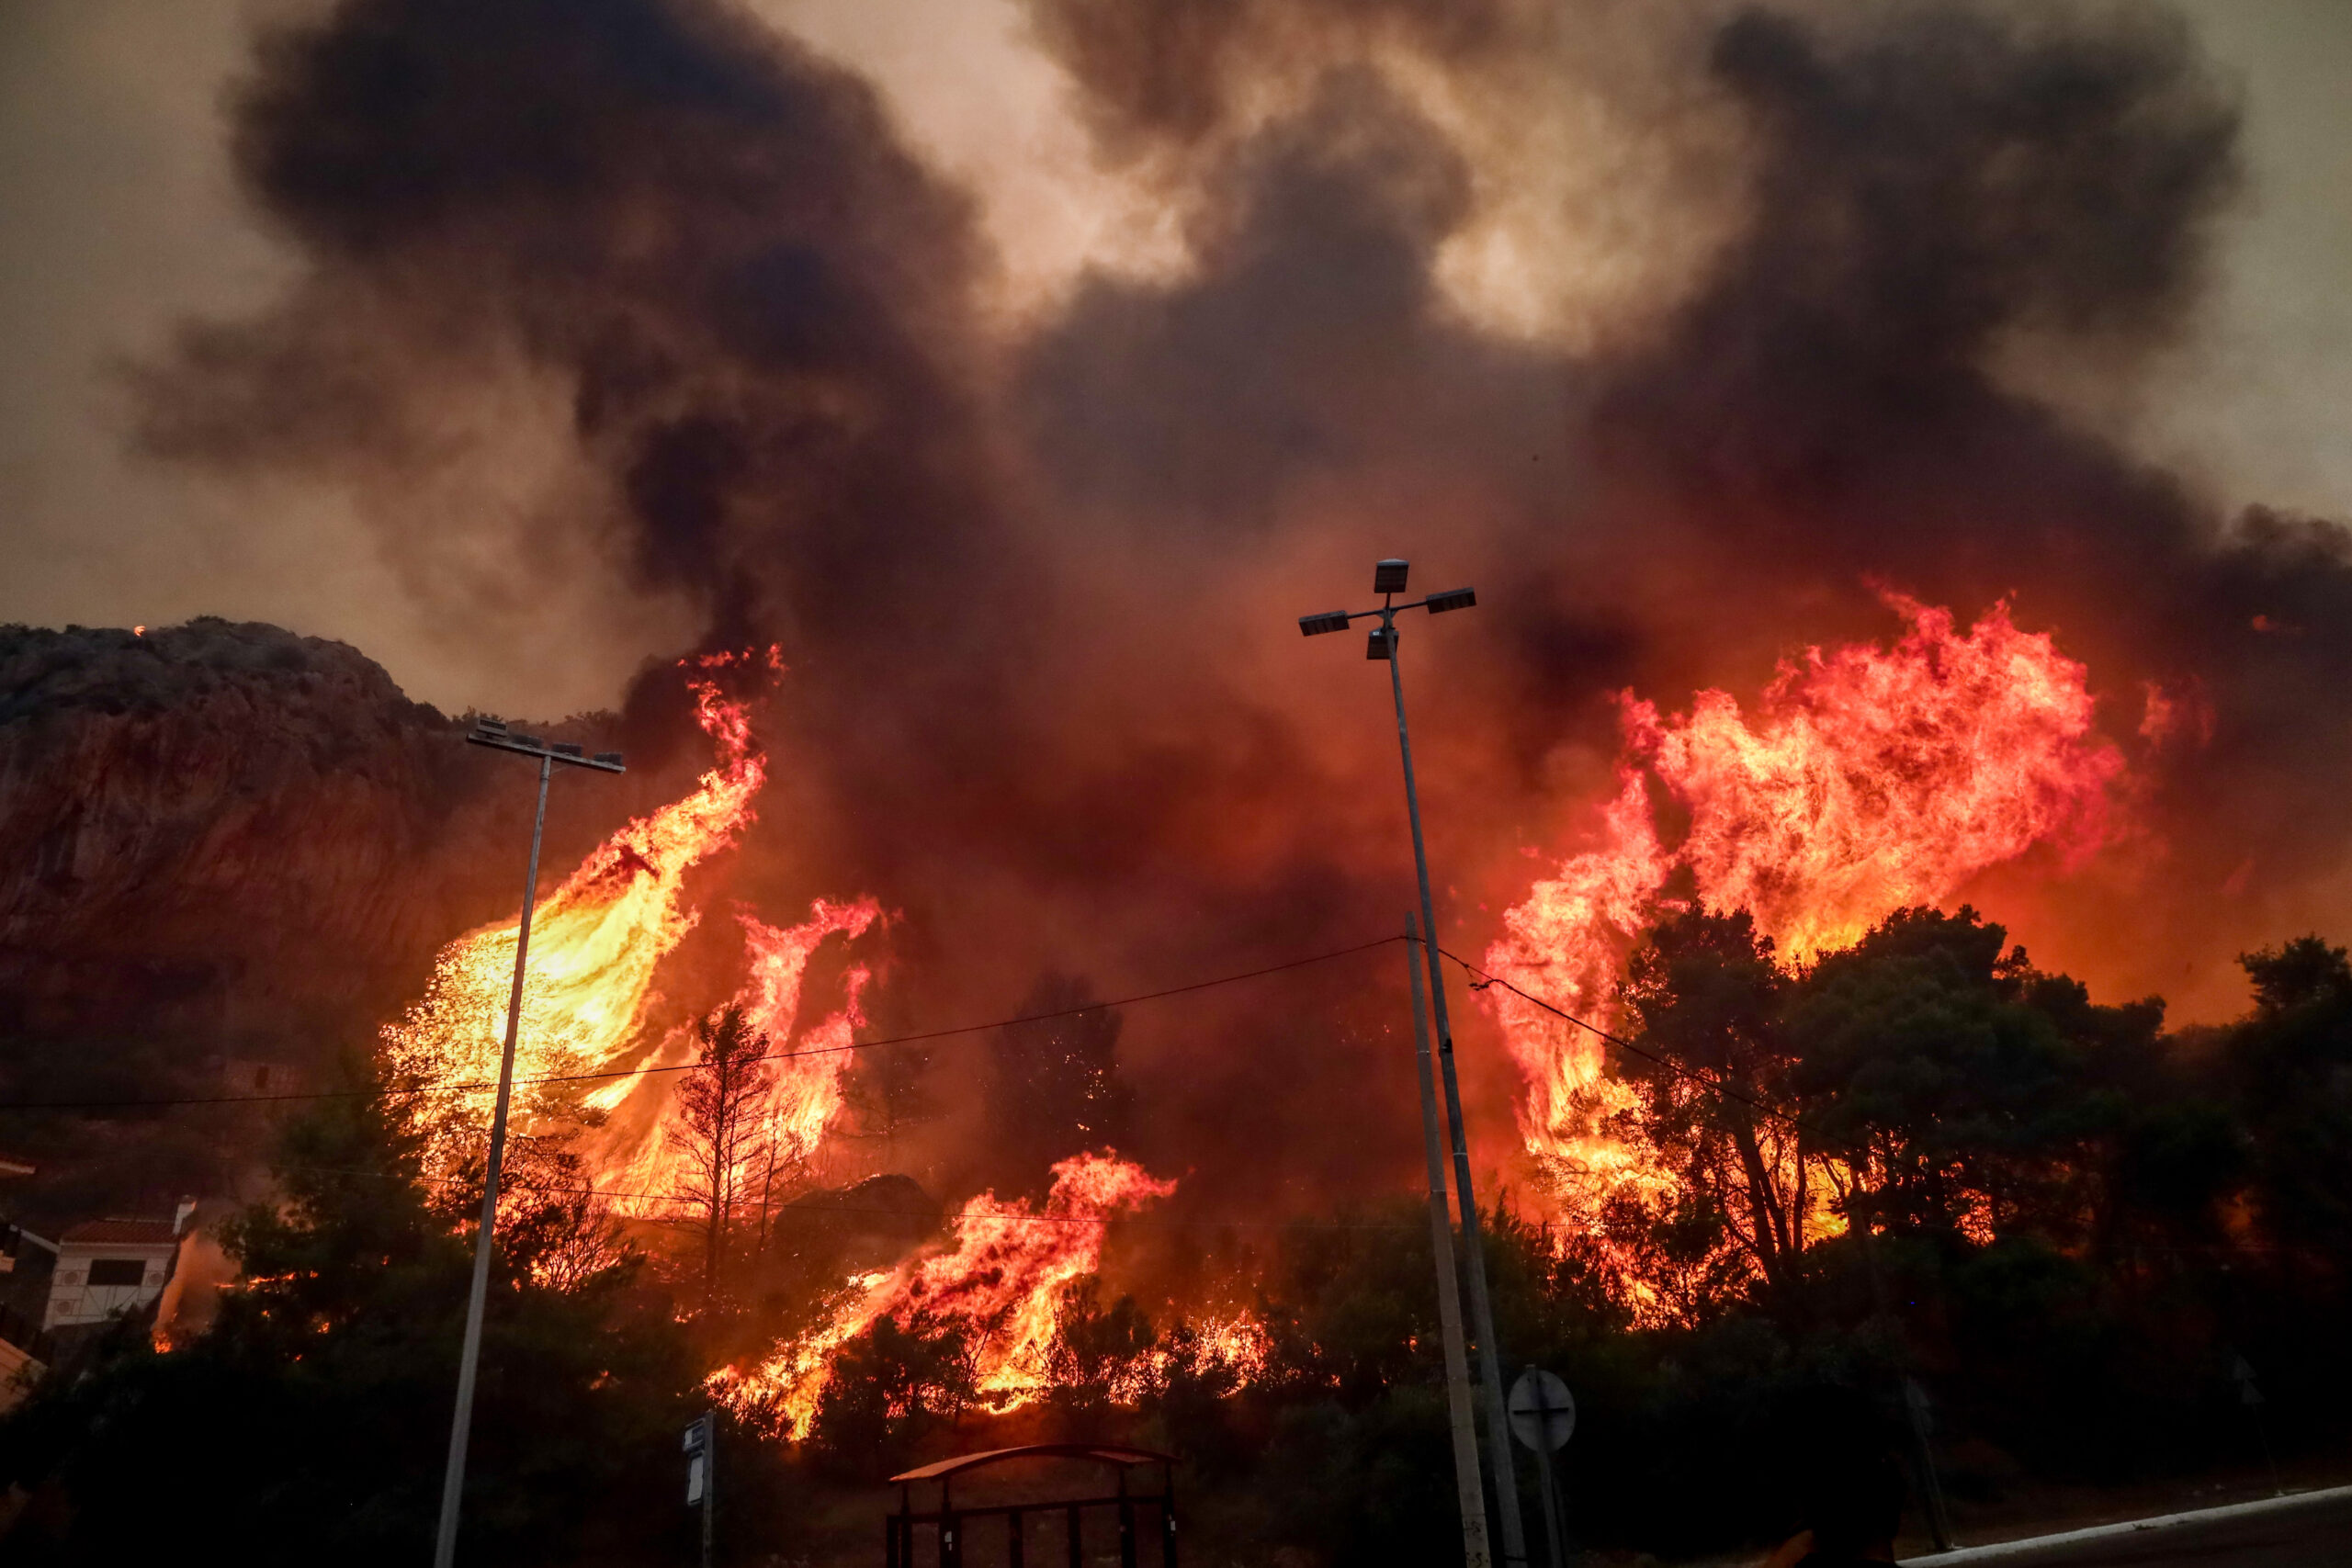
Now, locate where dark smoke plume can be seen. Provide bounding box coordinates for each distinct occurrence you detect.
[129,0,2352,1205]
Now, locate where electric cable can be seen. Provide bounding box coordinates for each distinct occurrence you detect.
[0,934,1405,1113]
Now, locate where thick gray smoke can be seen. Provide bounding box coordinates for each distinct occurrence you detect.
[128,0,2352,1202]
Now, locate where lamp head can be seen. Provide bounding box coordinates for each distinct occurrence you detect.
[1373,558,1409,595]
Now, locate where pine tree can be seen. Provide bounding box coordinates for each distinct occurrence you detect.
[668,1005,776,1303]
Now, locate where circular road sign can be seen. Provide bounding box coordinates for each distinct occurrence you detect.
[1508,1368,1576,1451]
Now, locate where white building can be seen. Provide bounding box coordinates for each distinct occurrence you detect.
[40,1205,191,1332]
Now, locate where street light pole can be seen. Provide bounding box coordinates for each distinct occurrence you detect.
[432,720,624,1568]
[1299,562,1530,1568]
[1408,909,1494,1568]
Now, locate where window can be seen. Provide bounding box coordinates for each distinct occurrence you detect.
[87,1258,145,1288]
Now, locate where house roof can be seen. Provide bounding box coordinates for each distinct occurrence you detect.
[59,1219,180,1247]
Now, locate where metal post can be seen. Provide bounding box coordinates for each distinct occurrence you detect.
[1066,1504,1081,1568]
[1409,913,1495,1568]
[1531,1416,1566,1568]
[1011,1507,1025,1568]
[1163,1462,1179,1568]
[1388,616,1531,1567]
[700,1416,716,1568]
[432,750,554,1568]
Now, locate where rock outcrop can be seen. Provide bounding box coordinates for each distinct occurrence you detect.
[0,618,629,1053]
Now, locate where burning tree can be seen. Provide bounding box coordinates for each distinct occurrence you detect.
[669,1005,779,1302]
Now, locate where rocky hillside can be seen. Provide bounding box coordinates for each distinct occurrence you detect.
[0,619,632,1056]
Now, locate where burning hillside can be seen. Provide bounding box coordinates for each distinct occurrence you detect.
[714,1151,1186,1438]
[16,2,2352,1561]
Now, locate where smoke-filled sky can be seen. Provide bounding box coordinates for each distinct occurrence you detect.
[6,0,2352,1206]
[4,0,2348,714]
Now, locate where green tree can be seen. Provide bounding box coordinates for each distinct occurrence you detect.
[2226,936,2352,1258]
[807,1310,977,1478]
[0,1082,695,1567]
[1787,907,2139,1244]
[1044,1277,1155,1436]
[1616,908,1813,1295]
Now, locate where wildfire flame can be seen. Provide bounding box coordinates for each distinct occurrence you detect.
[1485,596,2125,1222]
[382,650,878,1213]
[586,897,884,1209]
[714,1151,1181,1438]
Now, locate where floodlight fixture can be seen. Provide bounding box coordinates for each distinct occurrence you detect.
[552,741,583,758]
[1288,557,1520,1568]
[593,751,623,767]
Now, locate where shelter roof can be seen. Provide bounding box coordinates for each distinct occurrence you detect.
[889,1444,1176,1483]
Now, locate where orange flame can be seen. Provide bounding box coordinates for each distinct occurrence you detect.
[714,1151,1178,1438]
[383,658,767,1170]
[1486,597,2124,1228]
[587,897,884,1209]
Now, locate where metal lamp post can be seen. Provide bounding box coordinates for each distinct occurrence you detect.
[432,718,624,1568]
[1298,560,1529,1567]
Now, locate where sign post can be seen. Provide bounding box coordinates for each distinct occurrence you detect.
[1508,1370,1576,1568]
[2229,1351,2283,1496]
[684,1412,716,1568]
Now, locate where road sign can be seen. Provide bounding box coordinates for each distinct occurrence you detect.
[684,1414,712,1504]
[2230,1353,2265,1408]
[1509,1368,1576,1451]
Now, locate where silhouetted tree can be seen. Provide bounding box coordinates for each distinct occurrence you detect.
[1045,1277,1154,1436]
[0,1080,694,1567]
[808,1310,976,1477]
[2226,936,2352,1259]
[841,1040,941,1174]
[670,1006,775,1303]
[1788,906,2148,1245]
[1616,908,1812,1294]
[985,974,1131,1193]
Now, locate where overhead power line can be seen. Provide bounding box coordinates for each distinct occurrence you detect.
[0,934,1406,1114]
[282,1162,1423,1233]
[1436,943,1834,1146]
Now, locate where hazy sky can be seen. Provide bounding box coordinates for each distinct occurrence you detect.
[1,0,2346,716]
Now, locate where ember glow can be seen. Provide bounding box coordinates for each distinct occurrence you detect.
[715,1151,1182,1438]
[1485,597,2126,1210]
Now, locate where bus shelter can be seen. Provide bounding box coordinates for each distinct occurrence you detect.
[884,1443,1178,1568]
